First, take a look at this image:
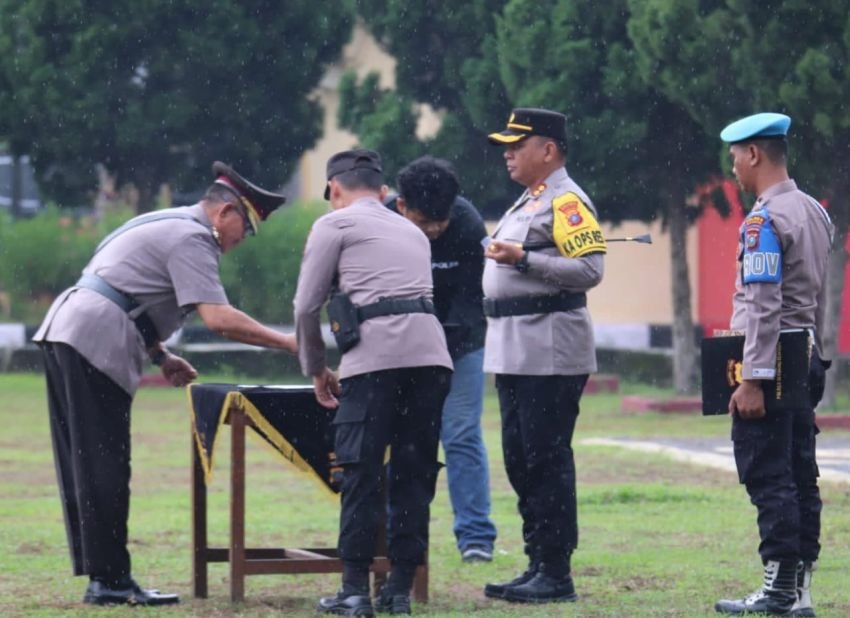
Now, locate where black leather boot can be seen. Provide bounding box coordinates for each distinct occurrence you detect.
[317,592,374,616]
[790,560,816,618]
[500,556,577,604]
[484,558,539,599]
[317,561,374,616]
[83,576,179,606]
[374,590,411,615]
[375,562,415,615]
[715,560,798,615]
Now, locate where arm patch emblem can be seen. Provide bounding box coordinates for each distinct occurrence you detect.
[741,209,782,284]
[552,192,607,257]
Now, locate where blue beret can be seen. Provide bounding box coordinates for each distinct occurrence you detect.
[720,113,791,144]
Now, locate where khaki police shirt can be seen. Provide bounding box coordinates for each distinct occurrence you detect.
[293,196,452,380]
[33,205,228,395]
[483,167,604,376]
[730,180,833,379]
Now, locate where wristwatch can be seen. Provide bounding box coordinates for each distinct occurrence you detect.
[514,250,530,273]
[150,348,167,366]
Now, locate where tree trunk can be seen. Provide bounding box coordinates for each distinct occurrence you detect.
[94,163,118,222]
[818,192,849,409]
[10,156,22,218]
[130,165,158,214]
[669,191,697,394]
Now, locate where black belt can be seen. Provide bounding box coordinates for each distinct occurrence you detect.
[356,297,435,323]
[483,292,586,318]
[75,273,160,347]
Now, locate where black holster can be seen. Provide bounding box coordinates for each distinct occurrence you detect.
[328,292,436,354]
[327,292,361,353]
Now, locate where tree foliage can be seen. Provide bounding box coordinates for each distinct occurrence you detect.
[725,0,850,404]
[628,0,850,399]
[0,0,355,208]
[338,1,515,215]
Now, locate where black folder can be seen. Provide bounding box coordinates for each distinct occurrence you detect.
[700,330,811,416]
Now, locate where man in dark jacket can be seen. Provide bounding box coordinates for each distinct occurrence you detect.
[388,155,498,562]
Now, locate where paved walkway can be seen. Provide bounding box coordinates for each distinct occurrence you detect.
[580,436,850,485]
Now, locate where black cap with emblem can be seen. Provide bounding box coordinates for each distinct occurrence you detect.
[324,149,384,200]
[211,161,287,235]
[488,107,568,146]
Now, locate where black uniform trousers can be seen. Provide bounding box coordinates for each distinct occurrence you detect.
[495,373,588,565]
[334,366,451,567]
[731,355,824,564]
[40,342,133,579]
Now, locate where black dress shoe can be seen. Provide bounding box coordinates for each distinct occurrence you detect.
[500,572,578,604]
[83,577,179,606]
[484,566,538,599]
[317,592,374,616]
[374,591,411,615]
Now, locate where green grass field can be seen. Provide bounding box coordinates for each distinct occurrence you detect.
[1,372,848,617]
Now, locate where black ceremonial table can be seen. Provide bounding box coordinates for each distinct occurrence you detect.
[187,383,429,602]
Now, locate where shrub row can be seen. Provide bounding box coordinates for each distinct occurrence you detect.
[0,202,327,325]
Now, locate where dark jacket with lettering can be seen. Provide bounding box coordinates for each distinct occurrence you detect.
[387,196,487,359]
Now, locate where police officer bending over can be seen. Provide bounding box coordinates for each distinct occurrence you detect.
[715,113,833,617]
[33,163,295,606]
[482,108,606,604]
[293,149,452,616]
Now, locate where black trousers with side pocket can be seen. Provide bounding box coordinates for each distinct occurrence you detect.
[333,366,451,566]
[495,373,588,564]
[731,354,824,563]
[40,341,133,579]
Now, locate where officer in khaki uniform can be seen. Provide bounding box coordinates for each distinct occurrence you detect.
[481,108,605,604]
[715,114,833,617]
[293,149,452,616]
[33,162,294,606]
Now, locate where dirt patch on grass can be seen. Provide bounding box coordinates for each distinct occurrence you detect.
[15,541,47,555]
[616,574,672,591]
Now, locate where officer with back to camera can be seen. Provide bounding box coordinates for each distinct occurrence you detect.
[293,149,452,616]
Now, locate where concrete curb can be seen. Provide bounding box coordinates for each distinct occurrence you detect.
[580,437,850,485]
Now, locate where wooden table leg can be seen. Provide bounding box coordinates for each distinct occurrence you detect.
[191,387,428,603]
[230,402,247,602]
[412,558,428,603]
[191,428,208,598]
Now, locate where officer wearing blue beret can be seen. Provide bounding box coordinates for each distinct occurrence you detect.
[714,114,834,617]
